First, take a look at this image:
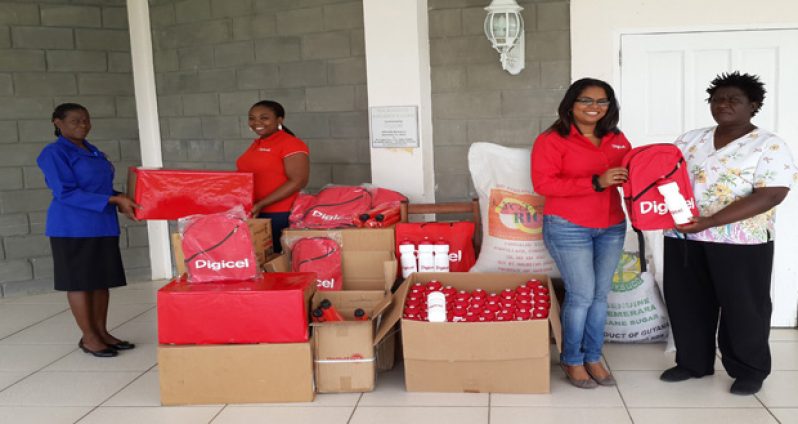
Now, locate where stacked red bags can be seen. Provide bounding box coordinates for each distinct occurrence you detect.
[289,184,406,229]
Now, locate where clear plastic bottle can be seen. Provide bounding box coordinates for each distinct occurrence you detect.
[417,238,436,272]
[657,181,693,225]
[398,240,418,278]
[433,238,450,272]
[426,291,447,322]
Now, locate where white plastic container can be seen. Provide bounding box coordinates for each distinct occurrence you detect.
[433,239,450,272]
[398,240,418,278]
[426,291,447,323]
[417,238,436,272]
[657,181,693,225]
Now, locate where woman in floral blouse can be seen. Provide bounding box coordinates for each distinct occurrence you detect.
[659,72,797,395]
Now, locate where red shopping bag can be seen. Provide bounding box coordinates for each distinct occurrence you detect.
[394,222,476,272]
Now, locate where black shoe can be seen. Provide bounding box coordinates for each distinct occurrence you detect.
[660,366,698,382]
[730,379,762,395]
[78,339,118,358]
[108,341,135,350]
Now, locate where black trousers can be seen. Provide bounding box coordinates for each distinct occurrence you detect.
[663,237,773,382]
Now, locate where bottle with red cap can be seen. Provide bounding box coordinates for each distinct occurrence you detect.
[427,291,447,322]
[354,308,369,321]
[417,238,436,272]
[311,308,325,323]
[398,239,418,278]
[319,299,344,322]
[433,238,450,272]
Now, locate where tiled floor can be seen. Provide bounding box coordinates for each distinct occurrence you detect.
[0,280,796,424]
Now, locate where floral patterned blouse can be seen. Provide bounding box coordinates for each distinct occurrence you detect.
[664,126,797,244]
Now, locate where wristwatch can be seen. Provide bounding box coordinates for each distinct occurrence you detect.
[592,175,605,192]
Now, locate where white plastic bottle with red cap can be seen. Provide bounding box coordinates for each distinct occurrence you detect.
[433,238,450,272]
[657,181,693,225]
[398,239,417,278]
[417,237,436,272]
[426,291,447,322]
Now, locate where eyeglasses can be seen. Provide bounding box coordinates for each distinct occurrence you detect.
[575,97,611,107]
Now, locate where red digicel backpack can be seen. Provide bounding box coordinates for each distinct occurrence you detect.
[180,209,258,283]
[291,237,343,291]
[621,144,698,270]
[289,186,373,229]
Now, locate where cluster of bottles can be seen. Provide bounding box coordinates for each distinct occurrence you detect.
[398,237,450,278]
[402,280,551,323]
[311,299,369,323]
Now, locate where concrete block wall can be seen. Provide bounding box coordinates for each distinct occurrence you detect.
[150,0,370,191]
[0,1,149,297]
[428,0,570,201]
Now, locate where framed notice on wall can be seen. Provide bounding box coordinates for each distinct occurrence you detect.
[369,106,419,148]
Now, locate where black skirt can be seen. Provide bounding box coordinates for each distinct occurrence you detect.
[50,237,127,292]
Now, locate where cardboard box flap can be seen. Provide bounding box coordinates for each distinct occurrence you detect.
[340,228,394,251]
[374,280,409,345]
[283,228,394,252]
[263,253,290,273]
[383,258,398,289]
[401,319,550,361]
[370,295,392,324]
[341,251,395,291]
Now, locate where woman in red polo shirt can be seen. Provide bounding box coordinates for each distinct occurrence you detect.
[531,78,631,389]
[236,100,309,253]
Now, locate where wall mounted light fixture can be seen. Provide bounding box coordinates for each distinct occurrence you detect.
[483,0,525,75]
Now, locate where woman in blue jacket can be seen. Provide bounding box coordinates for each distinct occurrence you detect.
[37,103,139,358]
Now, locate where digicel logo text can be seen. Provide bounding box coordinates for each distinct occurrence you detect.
[318,278,336,288]
[194,258,250,271]
[311,210,346,221]
[639,199,695,215]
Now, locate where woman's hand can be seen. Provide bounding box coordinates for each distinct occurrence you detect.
[598,167,628,188]
[250,202,264,218]
[110,194,140,221]
[675,215,716,233]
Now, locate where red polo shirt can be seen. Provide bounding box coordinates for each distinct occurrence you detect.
[531,126,631,228]
[236,130,309,213]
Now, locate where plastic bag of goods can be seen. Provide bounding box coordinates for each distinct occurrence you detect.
[290,237,343,291]
[468,142,558,276]
[179,206,259,283]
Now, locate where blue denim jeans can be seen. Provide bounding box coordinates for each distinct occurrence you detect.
[543,215,626,365]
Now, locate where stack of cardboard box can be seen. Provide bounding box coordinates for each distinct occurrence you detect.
[157,273,317,405]
[130,168,317,405]
[266,227,398,393]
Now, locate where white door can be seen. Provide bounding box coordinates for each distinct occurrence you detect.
[620,29,798,326]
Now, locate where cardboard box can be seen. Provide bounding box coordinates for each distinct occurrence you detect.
[158,342,314,405]
[267,228,399,392]
[376,272,563,394]
[279,227,397,292]
[311,291,392,393]
[172,218,273,275]
[127,167,254,220]
[157,272,315,344]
